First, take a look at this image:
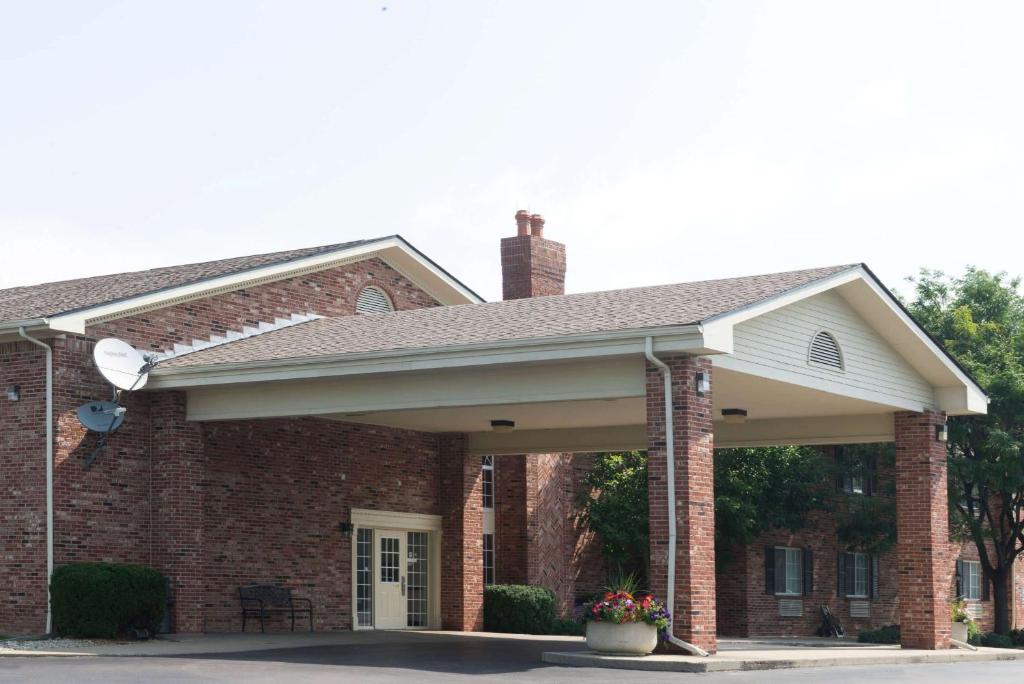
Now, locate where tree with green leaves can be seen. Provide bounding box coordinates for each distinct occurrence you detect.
[907,267,1024,635]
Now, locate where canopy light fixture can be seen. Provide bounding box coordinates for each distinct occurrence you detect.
[695,371,710,396]
[6,385,19,401]
[936,422,948,443]
[722,408,748,425]
[490,419,515,433]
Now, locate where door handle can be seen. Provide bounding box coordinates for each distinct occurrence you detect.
[401,576,406,596]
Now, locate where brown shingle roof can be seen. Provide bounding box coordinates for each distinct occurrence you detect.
[0,238,383,324]
[160,264,858,369]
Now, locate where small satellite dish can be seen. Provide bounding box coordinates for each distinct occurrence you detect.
[93,338,150,391]
[76,401,126,433]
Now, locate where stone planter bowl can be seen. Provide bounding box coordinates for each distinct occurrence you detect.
[585,621,658,655]
[952,621,968,643]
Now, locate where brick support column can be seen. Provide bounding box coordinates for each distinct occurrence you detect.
[439,434,483,630]
[150,391,206,633]
[647,355,716,653]
[495,455,528,585]
[895,410,951,649]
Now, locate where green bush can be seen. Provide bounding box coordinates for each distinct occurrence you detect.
[550,617,585,636]
[51,563,166,638]
[977,632,1016,649]
[857,624,900,644]
[1011,629,1024,647]
[483,585,555,634]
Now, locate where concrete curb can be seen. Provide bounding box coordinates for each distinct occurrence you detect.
[541,648,1024,672]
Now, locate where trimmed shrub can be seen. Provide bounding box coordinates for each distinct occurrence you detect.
[977,632,1016,649]
[550,617,585,636]
[857,624,900,644]
[483,585,555,634]
[51,563,166,638]
[1011,629,1024,647]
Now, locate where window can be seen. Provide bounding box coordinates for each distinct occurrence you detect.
[407,532,429,627]
[839,551,879,599]
[483,533,495,585]
[835,446,878,496]
[962,560,982,600]
[808,331,844,370]
[356,528,373,627]
[380,536,400,583]
[355,286,394,314]
[482,455,494,510]
[774,547,803,596]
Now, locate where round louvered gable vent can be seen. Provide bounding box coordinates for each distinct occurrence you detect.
[355,286,394,314]
[808,331,844,370]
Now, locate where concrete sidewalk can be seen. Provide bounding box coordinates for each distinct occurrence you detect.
[542,637,1024,673]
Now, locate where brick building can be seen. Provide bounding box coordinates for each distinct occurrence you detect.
[0,212,1020,652]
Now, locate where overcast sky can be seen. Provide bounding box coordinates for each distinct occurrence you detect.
[1,1,1021,301]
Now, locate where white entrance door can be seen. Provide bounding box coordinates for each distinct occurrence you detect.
[374,530,406,629]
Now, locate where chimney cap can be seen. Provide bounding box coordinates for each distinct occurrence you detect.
[529,213,545,238]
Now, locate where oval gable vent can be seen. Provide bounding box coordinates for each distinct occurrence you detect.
[355,286,394,314]
[809,331,844,370]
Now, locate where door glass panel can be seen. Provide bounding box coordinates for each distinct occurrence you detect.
[380,536,400,583]
[407,532,429,627]
[356,528,373,626]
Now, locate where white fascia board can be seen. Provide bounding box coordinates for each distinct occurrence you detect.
[147,325,707,389]
[38,237,480,335]
[705,265,987,416]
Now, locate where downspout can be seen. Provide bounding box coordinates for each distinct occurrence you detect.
[644,337,710,658]
[18,327,53,635]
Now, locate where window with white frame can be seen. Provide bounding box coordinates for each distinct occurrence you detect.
[481,456,493,509]
[852,553,869,597]
[775,547,803,596]
[963,560,982,600]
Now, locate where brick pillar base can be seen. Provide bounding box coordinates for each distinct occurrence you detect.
[150,391,206,633]
[647,355,716,654]
[439,434,483,630]
[895,410,951,649]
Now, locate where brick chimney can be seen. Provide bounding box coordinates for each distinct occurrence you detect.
[500,210,566,300]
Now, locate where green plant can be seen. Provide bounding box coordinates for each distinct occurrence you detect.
[604,571,641,596]
[857,624,900,644]
[50,563,166,638]
[951,599,970,623]
[968,620,982,643]
[1009,629,1024,646]
[978,631,1016,648]
[483,585,556,634]
[549,617,585,636]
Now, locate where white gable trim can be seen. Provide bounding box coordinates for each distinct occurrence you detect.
[37,237,481,335]
[702,265,987,415]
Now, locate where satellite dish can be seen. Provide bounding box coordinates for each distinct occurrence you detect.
[93,338,150,391]
[76,401,126,433]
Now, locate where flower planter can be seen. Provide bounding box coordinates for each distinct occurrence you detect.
[586,621,658,655]
[952,621,968,643]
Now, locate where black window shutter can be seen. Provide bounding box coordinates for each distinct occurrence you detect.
[837,551,846,597]
[983,572,991,601]
[871,555,880,598]
[765,547,776,595]
[803,548,814,596]
[955,560,964,599]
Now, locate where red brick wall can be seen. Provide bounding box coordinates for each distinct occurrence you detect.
[201,417,441,632]
[439,434,483,630]
[494,455,528,585]
[0,342,49,634]
[646,355,716,653]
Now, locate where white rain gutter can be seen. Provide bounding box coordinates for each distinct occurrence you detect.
[644,336,710,658]
[18,327,53,635]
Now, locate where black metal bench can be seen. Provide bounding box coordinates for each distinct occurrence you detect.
[239,585,313,632]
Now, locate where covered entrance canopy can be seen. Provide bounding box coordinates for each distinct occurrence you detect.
[146,263,986,653]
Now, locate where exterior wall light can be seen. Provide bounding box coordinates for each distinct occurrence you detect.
[6,385,19,401]
[936,423,948,442]
[339,522,354,538]
[722,408,748,425]
[490,419,515,433]
[695,371,710,396]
